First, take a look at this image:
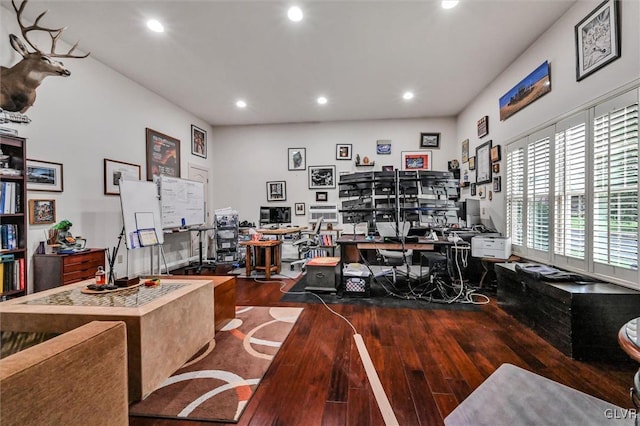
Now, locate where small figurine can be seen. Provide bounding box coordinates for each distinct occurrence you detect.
[355,154,360,165]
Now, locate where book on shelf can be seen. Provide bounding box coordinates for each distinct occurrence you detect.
[0,253,15,293]
[0,224,18,250]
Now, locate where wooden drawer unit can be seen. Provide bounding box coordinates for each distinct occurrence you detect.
[34,249,105,292]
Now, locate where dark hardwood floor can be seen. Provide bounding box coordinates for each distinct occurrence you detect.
[130,275,637,425]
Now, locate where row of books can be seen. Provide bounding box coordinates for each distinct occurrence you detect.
[0,254,25,293]
[0,181,22,214]
[0,224,18,250]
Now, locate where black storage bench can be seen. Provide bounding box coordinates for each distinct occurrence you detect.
[496,262,640,362]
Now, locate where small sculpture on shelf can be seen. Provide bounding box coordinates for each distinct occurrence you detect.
[48,220,86,252]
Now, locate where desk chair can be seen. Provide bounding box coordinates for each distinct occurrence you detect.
[290,218,326,270]
[375,222,413,282]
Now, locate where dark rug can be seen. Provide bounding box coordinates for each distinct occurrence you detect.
[129,306,303,423]
[280,275,483,310]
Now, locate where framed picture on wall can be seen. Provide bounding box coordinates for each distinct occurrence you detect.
[26,159,64,192]
[462,139,469,163]
[308,165,336,189]
[377,140,391,155]
[420,133,440,148]
[146,128,180,180]
[295,202,305,215]
[490,144,501,162]
[468,156,476,171]
[191,125,207,159]
[476,140,492,184]
[336,144,352,160]
[288,148,306,171]
[266,181,286,201]
[315,191,328,202]
[104,158,141,195]
[477,116,489,138]
[29,199,56,224]
[575,0,621,81]
[401,151,432,171]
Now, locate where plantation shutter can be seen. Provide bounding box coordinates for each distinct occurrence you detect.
[593,100,639,270]
[554,120,586,259]
[506,146,525,246]
[527,137,550,252]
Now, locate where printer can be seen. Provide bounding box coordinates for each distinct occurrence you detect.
[471,235,512,259]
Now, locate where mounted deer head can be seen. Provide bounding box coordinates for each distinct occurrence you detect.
[0,0,89,113]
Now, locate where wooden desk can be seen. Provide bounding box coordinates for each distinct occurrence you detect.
[257,226,307,238]
[240,240,282,279]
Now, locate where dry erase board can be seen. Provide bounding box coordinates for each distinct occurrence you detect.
[158,176,205,229]
[119,180,164,248]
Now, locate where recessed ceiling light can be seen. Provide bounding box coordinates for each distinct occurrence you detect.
[236,100,247,109]
[402,91,415,100]
[288,6,303,22]
[317,96,328,105]
[441,1,459,10]
[146,19,164,33]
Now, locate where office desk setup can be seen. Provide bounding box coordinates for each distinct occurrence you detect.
[335,234,470,297]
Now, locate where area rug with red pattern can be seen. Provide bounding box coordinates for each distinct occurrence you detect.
[129,306,303,423]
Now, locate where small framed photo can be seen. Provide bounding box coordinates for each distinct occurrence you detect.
[266,181,286,202]
[420,132,440,148]
[191,125,207,158]
[316,191,328,202]
[377,140,391,155]
[309,165,336,189]
[295,202,305,215]
[401,151,432,171]
[493,176,502,193]
[288,148,306,171]
[470,183,477,196]
[477,116,489,138]
[26,159,64,192]
[462,139,469,163]
[575,0,621,81]
[104,159,141,195]
[468,156,476,171]
[492,163,500,174]
[490,144,501,162]
[478,185,486,199]
[336,144,352,160]
[382,165,394,172]
[29,199,56,224]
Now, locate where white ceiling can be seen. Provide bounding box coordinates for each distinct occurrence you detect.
[5,0,576,126]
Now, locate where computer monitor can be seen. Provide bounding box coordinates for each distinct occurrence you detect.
[465,199,481,227]
[376,221,411,238]
[269,206,291,225]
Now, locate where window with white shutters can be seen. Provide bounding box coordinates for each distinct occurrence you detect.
[554,121,586,260]
[527,137,550,252]
[593,101,638,270]
[504,88,638,289]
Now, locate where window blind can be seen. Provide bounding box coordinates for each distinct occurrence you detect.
[527,137,550,252]
[554,122,586,259]
[506,147,524,246]
[593,102,639,270]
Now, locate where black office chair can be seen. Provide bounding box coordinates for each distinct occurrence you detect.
[374,222,413,283]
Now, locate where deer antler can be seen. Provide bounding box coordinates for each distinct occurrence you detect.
[12,0,90,58]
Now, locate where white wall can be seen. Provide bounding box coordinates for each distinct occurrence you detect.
[1,8,213,290]
[210,117,457,226]
[456,0,640,233]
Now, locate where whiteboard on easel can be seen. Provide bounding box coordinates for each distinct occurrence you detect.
[157,175,205,229]
[119,180,164,248]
